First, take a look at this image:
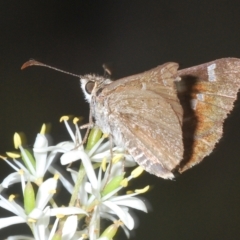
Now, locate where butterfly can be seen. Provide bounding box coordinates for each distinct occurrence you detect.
[22,58,240,179]
[80,58,240,179]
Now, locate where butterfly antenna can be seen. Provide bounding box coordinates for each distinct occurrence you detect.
[21,59,81,78]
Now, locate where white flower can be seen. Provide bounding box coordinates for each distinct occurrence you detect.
[0,117,150,239]
[0,176,87,240]
[57,118,149,239]
[88,162,148,232]
[60,118,136,168]
[1,125,74,189]
[61,142,148,238]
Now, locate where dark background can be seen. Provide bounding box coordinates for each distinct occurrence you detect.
[1,1,240,239]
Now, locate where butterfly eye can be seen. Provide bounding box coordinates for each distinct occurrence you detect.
[85,81,95,94]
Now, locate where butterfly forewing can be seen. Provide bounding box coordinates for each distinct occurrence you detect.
[97,63,184,178]
[103,63,183,123]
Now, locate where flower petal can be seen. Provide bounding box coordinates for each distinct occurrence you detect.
[6,235,34,240]
[50,207,88,216]
[35,177,57,210]
[1,172,21,188]
[0,216,25,229]
[110,197,147,212]
[61,149,81,165]
[102,201,134,230]
[62,215,78,240]
[0,196,26,218]
[33,134,48,178]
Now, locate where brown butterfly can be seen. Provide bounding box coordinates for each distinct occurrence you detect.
[22,58,240,179]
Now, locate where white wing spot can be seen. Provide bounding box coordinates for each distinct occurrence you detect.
[175,76,181,82]
[191,99,198,110]
[207,63,216,82]
[197,93,205,101]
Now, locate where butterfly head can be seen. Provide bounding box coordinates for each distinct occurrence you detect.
[80,74,112,103]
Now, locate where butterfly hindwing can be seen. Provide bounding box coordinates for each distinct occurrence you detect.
[177,58,240,172]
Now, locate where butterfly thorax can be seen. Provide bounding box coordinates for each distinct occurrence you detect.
[91,93,111,134]
[81,75,126,147]
[91,86,125,148]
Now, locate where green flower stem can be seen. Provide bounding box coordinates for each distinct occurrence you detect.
[69,164,85,207]
[69,162,101,207]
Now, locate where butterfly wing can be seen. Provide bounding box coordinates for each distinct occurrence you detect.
[99,63,183,179]
[94,58,240,178]
[177,58,240,172]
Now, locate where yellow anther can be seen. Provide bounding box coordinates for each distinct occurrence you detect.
[49,189,56,194]
[56,214,65,219]
[6,152,21,158]
[112,154,123,163]
[126,190,134,194]
[81,234,88,239]
[135,185,149,194]
[28,218,37,223]
[102,133,109,138]
[14,133,22,149]
[9,195,15,201]
[18,169,24,175]
[120,178,128,187]
[40,124,46,134]
[114,220,123,227]
[101,157,107,172]
[73,117,80,124]
[53,174,59,180]
[35,178,43,186]
[131,166,144,178]
[73,116,83,124]
[59,116,69,122]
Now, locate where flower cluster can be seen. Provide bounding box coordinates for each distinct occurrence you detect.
[0,116,149,240]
